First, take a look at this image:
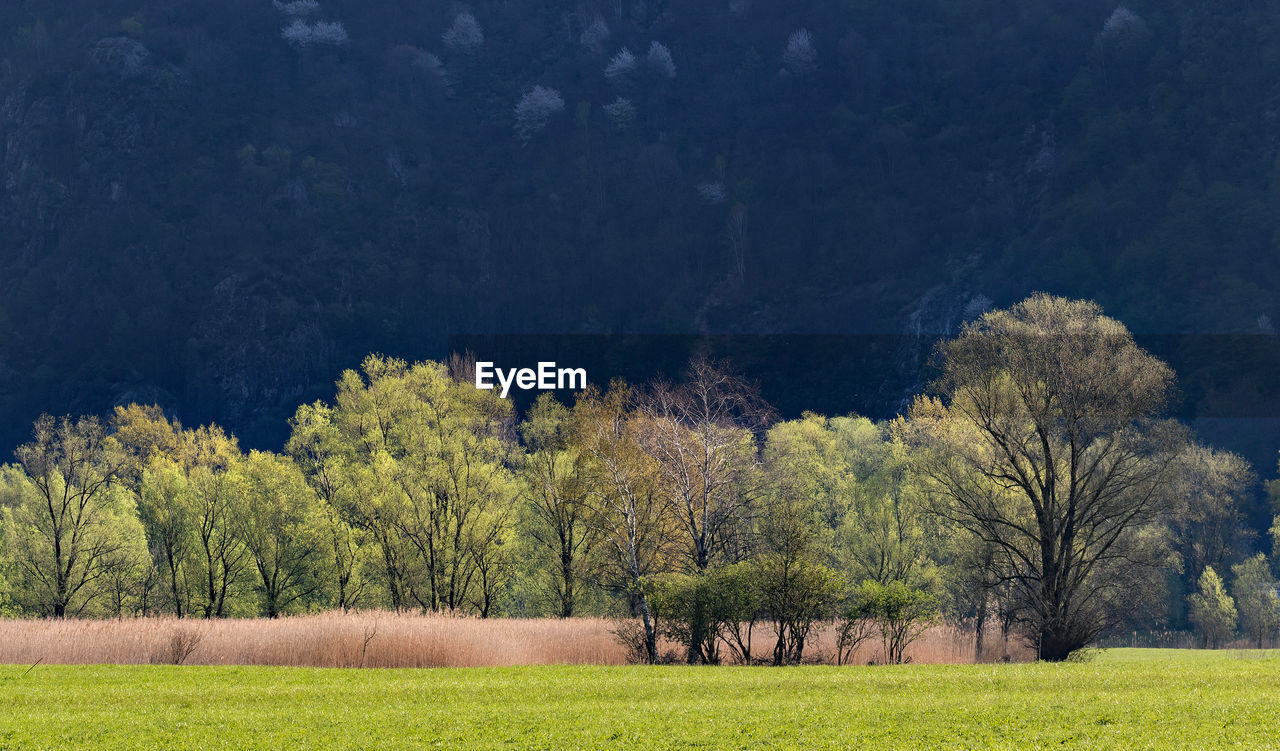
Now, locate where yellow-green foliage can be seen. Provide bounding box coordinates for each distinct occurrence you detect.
[1189,566,1237,648]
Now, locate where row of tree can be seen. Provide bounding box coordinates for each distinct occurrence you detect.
[1186,557,1280,649]
[1,296,1278,662]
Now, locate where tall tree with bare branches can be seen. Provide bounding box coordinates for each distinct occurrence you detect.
[897,294,1188,660]
[636,357,769,662]
[575,383,674,663]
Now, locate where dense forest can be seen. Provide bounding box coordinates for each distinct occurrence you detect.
[4,3,1280,552]
[7,1,1280,452]
[1,296,1278,662]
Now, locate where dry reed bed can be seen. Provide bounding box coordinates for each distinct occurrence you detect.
[0,614,1030,668]
[806,623,1032,665]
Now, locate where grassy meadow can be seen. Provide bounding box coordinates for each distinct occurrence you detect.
[1,649,1278,749]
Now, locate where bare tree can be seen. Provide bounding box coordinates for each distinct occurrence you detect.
[575,384,673,663]
[639,358,769,573]
[636,357,770,662]
[897,294,1188,660]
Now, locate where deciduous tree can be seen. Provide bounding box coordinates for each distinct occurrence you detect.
[4,416,134,616]
[1167,445,1255,602]
[1189,566,1236,648]
[520,394,594,618]
[636,357,767,661]
[898,294,1188,660]
[234,450,324,617]
[1230,554,1279,648]
[575,383,673,663]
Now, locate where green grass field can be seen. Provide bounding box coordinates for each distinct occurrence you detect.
[2,649,1278,750]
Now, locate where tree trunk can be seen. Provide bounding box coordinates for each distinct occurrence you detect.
[1038,625,1078,662]
[639,595,658,664]
[772,623,787,666]
[687,620,706,664]
[167,545,184,618]
[559,547,575,618]
[974,600,987,662]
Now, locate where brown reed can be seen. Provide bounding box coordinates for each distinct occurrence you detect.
[0,614,1030,668]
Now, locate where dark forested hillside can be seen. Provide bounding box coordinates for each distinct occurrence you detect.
[3,0,1280,471]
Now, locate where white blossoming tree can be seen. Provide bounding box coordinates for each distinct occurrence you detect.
[782,28,817,75]
[646,42,676,79]
[514,86,565,143]
[443,12,484,54]
[604,48,637,82]
[282,19,349,49]
[1101,6,1145,40]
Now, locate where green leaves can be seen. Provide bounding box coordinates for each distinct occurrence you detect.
[851,579,941,664]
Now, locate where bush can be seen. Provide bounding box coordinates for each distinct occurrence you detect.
[160,627,203,665]
[646,563,762,664]
[857,580,940,664]
[754,556,844,665]
[834,587,877,666]
[610,618,651,665]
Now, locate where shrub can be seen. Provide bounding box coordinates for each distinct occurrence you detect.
[161,627,203,665]
[858,580,940,664]
[834,587,877,666]
[646,563,762,664]
[610,618,653,665]
[754,556,844,665]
